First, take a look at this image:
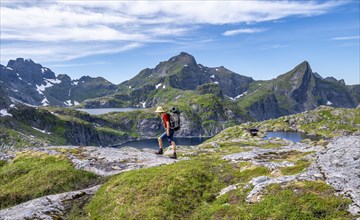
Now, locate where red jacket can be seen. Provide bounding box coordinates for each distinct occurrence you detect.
[162,113,170,129]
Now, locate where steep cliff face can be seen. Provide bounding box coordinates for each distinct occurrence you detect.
[0,84,12,110]
[248,94,284,121]
[348,84,360,102]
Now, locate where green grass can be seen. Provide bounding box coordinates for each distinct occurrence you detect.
[86,158,270,219]
[0,151,100,209]
[193,181,351,219]
[0,160,6,167]
[280,159,312,175]
[86,159,223,219]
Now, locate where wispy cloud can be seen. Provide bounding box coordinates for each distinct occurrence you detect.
[223,28,267,36]
[1,42,142,63]
[332,35,360,40]
[272,44,288,49]
[0,0,345,63]
[49,61,110,68]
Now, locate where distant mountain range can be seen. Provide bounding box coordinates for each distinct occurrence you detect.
[1,52,360,147]
[1,53,359,120]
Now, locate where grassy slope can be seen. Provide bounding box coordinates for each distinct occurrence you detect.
[86,158,270,219]
[0,151,100,209]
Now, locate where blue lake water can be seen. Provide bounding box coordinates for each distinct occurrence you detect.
[114,137,211,149]
[76,108,141,115]
[264,132,320,142]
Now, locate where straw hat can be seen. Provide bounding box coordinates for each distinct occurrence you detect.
[155,106,165,113]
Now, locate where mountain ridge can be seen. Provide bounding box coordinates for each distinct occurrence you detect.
[1,52,359,121]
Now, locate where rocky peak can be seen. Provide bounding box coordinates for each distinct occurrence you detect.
[324,77,346,85]
[292,61,312,78]
[169,52,197,67]
[57,74,71,82]
[78,76,113,85]
[6,58,56,85]
[153,52,198,77]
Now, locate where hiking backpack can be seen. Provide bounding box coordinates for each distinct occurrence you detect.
[169,107,181,131]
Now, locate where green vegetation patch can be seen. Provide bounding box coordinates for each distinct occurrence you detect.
[280,159,312,175]
[86,158,271,219]
[0,151,99,209]
[193,181,351,219]
[86,159,224,219]
[0,160,6,167]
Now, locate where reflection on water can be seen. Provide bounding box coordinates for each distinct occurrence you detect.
[76,108,141,115]
[115,137,211,149]
[264,132,320,142]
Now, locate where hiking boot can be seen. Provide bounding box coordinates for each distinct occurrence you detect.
[170,152,177,159]
[155,148,163,155]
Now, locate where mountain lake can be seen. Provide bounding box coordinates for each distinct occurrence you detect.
[115,132,320,150]
[264,131,321,142]
[76,108,142,115]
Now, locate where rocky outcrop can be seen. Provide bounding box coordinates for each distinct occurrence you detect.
[316,136,360,215]
[0,185,100,220]
[196,83,224,98]
[41,146,177,176]
[221,136,360,217]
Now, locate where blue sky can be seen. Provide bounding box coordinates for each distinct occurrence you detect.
[1,0,359,85]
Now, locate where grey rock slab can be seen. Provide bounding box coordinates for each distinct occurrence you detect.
[64,146,177,176]
[0,185,100,220]
[222,142,322,163]
[217,184,239,198]
[315,136,360,216]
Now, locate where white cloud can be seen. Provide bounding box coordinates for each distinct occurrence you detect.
[1,42,142,63]
[223,28,267,36]
[332,35,360,41]
[0,0,345,62]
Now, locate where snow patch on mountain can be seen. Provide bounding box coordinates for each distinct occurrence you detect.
[229,91,248,100]
[0,109,12,117]
[32,127,51,134]
[155,83,162,89]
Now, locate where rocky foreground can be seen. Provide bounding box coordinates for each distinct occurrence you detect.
[221,136,360,216]
[0,135,359,219]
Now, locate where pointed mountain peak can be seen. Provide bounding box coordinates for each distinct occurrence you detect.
[288,60,314,79]
[296,60,311,72]
[167,52,197,66]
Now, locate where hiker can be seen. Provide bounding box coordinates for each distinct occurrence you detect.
[155,106,177,159]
